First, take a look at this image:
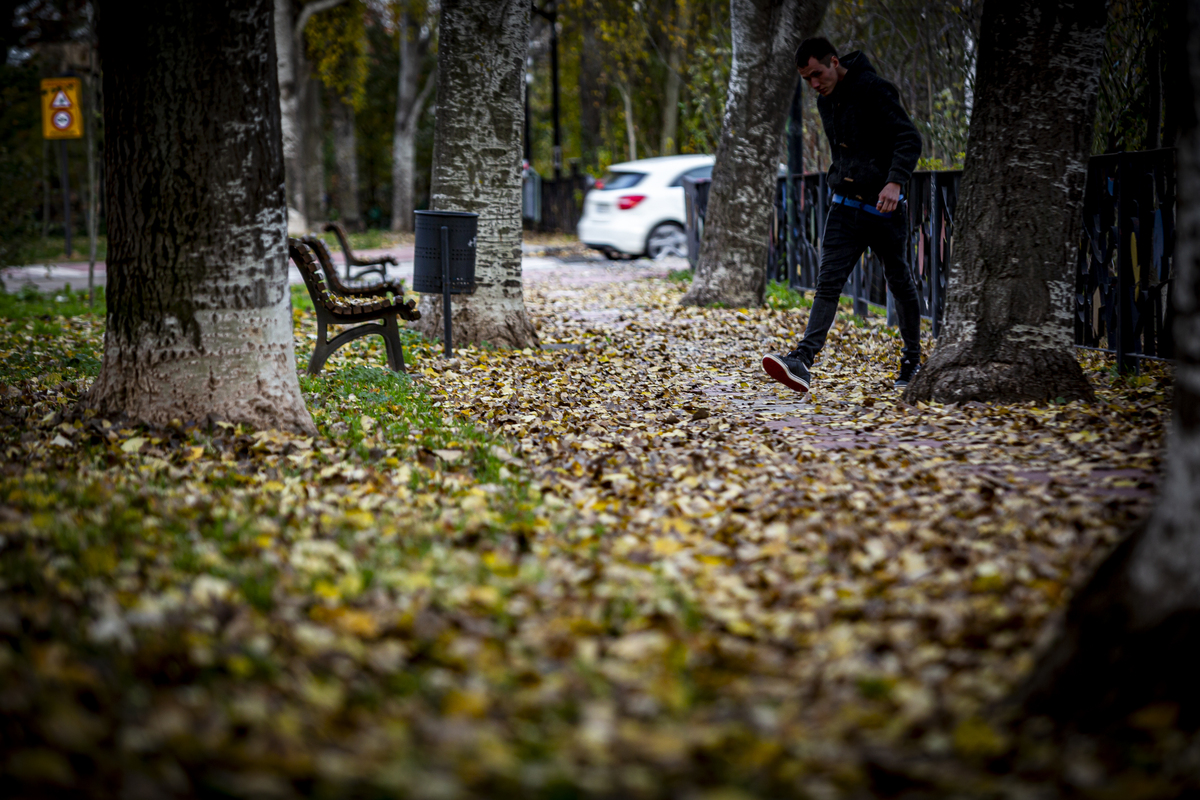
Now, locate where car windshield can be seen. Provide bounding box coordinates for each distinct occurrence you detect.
[670,164,713,186]
[598,171,645,190]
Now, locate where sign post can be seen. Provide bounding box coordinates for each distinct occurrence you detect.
[41,77,83,258]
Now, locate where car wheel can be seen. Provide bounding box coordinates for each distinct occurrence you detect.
[646,222,686,260]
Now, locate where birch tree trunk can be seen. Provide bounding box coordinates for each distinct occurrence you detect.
[275,0,305,225]
[1014,0,1200,728]
[618,82,638,162]
[87,0,315,435]
[903,0,1105,404]
[390,10,433,233]
[681,0,829,308]
[331,96,361,230]
[413,0,537,349]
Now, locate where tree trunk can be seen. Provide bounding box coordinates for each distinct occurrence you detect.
[413,0,537,349]
[331,95,361,230]
[301,70,326,226]
[390,10,433,233]
[618,81,637,162]
[578,9,605,173]
[681,0,829,309]
[87,0,315,435]
[275,0,305,226]
[660,1,689,157]
[903,0,1104,404]
[1013,0,1200,730]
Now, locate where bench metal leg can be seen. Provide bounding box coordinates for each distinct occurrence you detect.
[308,313,405,375]
[381,313,405,373]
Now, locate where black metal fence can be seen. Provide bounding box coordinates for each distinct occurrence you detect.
[1076,148,1176,371]
[686,149,1176,370]
[523,166,589,234]
[766,170,962,337]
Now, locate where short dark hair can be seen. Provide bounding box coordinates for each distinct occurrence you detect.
[795,37,837,70]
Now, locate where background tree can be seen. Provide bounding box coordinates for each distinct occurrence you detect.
[86,0,314,434]
[390,0,436,232]
[276,0,348,231]
[307,0,368,230]
[821,0,982,169]
[903,0,1106,404]
[680,0,828,309]
[0,57,41,267]
[413,0,537,348]
[1093,0,1181,153]
[1015,0,1200,729]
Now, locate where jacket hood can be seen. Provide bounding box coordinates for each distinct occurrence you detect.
[838,50,877,79]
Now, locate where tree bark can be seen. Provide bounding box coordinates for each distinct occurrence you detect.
[681,0,829,309]
[390,9,434,233]
[87,0,315,435]
[618,81,638,162]
[660,0,689,157]
[413,0,537,349]
[275,0,305,225]
[578,8,605,173]
[301,70,326,226]
[331,95,361,230]
[1013,0,1200,729]
[903,0,1104,404]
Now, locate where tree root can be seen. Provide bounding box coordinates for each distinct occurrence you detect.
[904,345,1096,405]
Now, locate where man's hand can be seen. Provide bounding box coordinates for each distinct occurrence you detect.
[876,182,902,213]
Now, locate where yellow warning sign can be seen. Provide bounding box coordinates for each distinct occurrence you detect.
[41,77,83,139]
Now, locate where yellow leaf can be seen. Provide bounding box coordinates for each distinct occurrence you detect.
[120,437,145,453]
[443,688,489,718]
[653,538,684,556]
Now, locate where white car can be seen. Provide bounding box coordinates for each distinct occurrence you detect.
[577,154,714,259]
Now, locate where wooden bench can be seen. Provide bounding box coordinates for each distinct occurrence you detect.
[302,234,408,298]
[288,238,420,375]
[323,221,399,282]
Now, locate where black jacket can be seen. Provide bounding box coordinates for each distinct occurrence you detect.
[817,51,921,202]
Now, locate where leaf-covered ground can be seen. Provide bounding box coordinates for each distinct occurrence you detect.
[0,270,1179,798]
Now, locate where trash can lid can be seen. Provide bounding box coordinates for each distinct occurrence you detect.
[415,209,479,218]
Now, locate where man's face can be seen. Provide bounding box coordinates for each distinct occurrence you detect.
[800,56,839,96]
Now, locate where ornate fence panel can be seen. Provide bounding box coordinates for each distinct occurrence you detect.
[1076,148,1176,372]
[683,150,1174,369]
[774,170,960,334]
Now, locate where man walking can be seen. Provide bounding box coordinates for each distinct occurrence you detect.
[763,37,924,393]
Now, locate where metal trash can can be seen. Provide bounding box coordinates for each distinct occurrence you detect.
[413,209,479,295]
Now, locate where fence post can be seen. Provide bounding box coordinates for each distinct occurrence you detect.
[852,258,868,317]
[1116,153,1138,375]
[930,173,943,339]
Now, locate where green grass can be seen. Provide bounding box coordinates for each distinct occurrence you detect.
[316,228,401,253]
[0,285,104,383]
[291,283,314,313]
[667,268,693,283]
[765,280,812,310]
[765,280,888,323]
[0,282,104,320]
[17,235,108,264]
[300,365,514,484]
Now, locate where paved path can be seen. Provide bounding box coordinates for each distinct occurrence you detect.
[0,245,685,295]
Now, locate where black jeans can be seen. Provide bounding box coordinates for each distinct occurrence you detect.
[792,202,922,367]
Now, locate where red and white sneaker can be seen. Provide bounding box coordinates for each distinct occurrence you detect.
[762,351,811,393]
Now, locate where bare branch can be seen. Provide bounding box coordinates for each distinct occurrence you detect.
[413,59,437,121]
[295,0,348,41]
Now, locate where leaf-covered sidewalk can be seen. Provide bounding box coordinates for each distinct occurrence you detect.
[0,272,1172,798]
